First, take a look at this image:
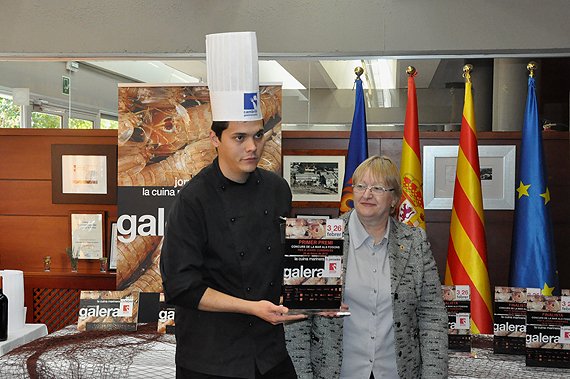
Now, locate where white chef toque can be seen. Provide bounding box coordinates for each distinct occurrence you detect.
[206,31,262,122]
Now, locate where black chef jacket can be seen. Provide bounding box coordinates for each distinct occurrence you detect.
[160,158,292,378]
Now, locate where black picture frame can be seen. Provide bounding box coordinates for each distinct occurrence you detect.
[51,144,117,204]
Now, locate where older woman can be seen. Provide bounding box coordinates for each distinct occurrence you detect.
[285,155,448,379]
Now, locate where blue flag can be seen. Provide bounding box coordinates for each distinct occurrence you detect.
[509,76,559,295]
[340,77,368,213]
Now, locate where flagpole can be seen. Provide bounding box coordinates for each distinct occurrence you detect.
[354,66,364,80]
[527,61,536,78]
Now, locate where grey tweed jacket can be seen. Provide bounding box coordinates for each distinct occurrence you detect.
[285,210,448,379]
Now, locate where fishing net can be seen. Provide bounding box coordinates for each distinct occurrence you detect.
[0,323,175,379]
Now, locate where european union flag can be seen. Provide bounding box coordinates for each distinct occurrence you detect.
[339,77,368,213]
[509,76,559,295]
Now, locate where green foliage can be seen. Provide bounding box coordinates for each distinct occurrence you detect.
[0,97,20,128]
[69,118,93,129]
[32,112,61,128]
[101,119,118,129]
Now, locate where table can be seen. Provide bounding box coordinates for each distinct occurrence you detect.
[0,324,48,356]
[0,324,175,379]
[449,335,569,379]
[0,327,569,378]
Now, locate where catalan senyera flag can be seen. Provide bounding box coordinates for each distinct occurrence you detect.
[445,69,493,334]
[398,68,425,229]
[509,74,559,295]
[340,75,368,213]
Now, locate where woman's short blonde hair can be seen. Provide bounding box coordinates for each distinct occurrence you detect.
[352,155,402,205]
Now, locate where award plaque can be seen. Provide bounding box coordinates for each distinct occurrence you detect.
[281,217,348,315]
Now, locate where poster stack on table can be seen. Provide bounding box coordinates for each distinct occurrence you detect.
[493,286,527,354]
[281,217,347,315]
[525,288,570,368]
[442,285,471,352]
[77,291,140,331]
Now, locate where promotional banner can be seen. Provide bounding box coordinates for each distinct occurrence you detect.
[117,84,283,294]
[282,217,345,313]
[493,286,527,354]
[526,290,570,368]
[443,284,471,352]
[77,291,140,331]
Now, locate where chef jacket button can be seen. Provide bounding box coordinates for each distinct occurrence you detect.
[266,246,271,251]
[264,209,268,215]
[246,287,251,292]
[256,179,260,184]
[270,281,275,286]
[239,251,245,257]
[221,185,226,191]
[230,217,236,222]
[249,322,253,327]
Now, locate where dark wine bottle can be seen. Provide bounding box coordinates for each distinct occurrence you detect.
[0,286,8,341]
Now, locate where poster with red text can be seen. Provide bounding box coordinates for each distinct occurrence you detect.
[443,285,471,352]
[525,290,570,368]
[493,286,527,354]
[282,217,345,313]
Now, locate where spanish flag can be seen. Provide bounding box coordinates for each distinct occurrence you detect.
[445,65,493,334]
[398,67,425,229]
[340,71,368,213]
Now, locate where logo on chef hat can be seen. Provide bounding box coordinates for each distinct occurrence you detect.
[244,92,259,116]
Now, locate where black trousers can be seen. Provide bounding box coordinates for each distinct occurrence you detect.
[176,356,297,379]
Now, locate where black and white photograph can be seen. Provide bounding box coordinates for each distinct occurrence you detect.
[283,155,345,202]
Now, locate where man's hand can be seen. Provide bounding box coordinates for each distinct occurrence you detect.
[252,300,307,325]
[198,288,306,324]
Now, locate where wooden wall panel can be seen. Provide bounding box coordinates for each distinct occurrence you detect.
[0,180,116,216]
[0,129,118,274]
[0,129,115,180]
[1,215,69,269]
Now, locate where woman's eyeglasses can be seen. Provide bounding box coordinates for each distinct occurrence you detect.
[352,184,394,195]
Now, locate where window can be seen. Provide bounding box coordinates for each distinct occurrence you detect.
[69,118,94,129]
[100,116,118,130]
[32,111,62,128]
[0,95,20,128]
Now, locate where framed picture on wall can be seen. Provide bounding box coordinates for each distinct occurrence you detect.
[423,145,516,210]
[51,144,117,204]
[283,155,345,202]
[70,211,105,259]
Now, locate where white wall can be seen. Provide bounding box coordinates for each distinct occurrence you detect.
[1,1,569,58]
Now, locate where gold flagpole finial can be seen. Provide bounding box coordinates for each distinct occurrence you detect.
[527,61,537,78]
[406,66,416,76]
[354,66,364,79]
[462,64,473,83]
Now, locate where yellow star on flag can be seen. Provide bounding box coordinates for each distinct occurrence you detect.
[540,188,550,205]
[542,283,554,296]
[516,181,530,199]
